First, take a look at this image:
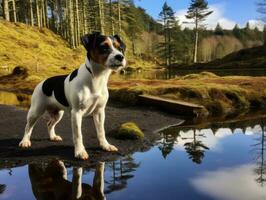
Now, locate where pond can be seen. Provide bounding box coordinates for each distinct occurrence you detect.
[0,116,266,200]
[113,68,266,80]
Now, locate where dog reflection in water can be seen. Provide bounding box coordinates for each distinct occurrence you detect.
[28,160,106,200]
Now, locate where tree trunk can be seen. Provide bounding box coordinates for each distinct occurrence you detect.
[12,0,16,22]
[74,0,80,46]
[67,0,75,48]
[3,0,10,21]
[109,0,114,35]
[167,21,171,66]
[44,0,48,28]
[193,18,199,63]
[29,0,34,26]
[36,0,41,27]
[117,0,121,34]
[98,0,105,34]
[41,0,46,27]
[82,0,88,34]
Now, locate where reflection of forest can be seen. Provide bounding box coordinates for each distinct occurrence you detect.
[105,156,140,194]
[158,117,266,165]
[0,184,6,194]
[252,119,266,186]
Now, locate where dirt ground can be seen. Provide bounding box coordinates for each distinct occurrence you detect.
[0,102,183,168]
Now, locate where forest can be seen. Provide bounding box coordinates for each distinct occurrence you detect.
[0,0,265,66]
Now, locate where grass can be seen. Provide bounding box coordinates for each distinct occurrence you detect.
[0,20,157,80]
[109,72,266,117]
[0,20,84,78]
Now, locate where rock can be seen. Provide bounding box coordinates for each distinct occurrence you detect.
[12,66,28,76]
[112,122,144,140]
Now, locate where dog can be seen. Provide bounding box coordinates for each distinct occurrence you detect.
[19,32,126,160]
[29,160,106,200]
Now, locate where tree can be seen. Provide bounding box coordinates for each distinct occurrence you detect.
[3,0,10,21]
[109,0,115,35]
[159,2,176,66]
[186,0,213,63]
[29,0,34,26]
[184,130,209,164]
[214,23,224,35]
[263,25,266,45]
[257,0,266,22]
[233,24,242,39]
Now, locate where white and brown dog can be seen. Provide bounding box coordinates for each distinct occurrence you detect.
[19,32,126,160]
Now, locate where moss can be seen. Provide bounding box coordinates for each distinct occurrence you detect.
[109,88,142,105]
[181,71,218,80]
[113,122,144,140]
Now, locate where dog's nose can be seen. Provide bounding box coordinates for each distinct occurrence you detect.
[115,54,124,62]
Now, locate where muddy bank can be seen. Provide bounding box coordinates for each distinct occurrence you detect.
[0,103,182,168]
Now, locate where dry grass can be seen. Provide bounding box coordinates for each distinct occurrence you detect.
[109,72,266,116]
[0,20,84,78]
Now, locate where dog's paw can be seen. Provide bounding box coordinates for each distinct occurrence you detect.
[75,149,89,160]
[101,144,118,152]
[50,135,63,142]
[19,140,31,148]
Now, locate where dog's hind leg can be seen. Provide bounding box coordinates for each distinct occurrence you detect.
[19,104,45,148]
[47,110,64,141]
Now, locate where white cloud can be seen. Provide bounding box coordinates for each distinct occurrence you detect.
[191,164,266,200]
[175,3,264,30]
[248,19,265,31]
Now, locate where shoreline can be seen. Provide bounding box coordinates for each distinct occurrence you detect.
[0,103,182,168]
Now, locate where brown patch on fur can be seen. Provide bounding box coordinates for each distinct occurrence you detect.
[90,38,112,65]
[90,51,108,65]
[113,40,121,50]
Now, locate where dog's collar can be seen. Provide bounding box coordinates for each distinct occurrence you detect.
[85,63,93,75]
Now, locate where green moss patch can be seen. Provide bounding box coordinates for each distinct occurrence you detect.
[112,122,144,140]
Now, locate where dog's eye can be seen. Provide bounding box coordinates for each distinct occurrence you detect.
[100,44,111,54]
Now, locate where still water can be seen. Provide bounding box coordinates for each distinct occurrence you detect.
[115,68,266,80]
[0,117,266,200]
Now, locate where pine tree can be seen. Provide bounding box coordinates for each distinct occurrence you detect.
[186,0,213,63]
[233,24,241,39]
[159,2,176,66]
[125,1,142,55]
[257,0,266,22]
[214,23,224,35]
[264,25,266,44]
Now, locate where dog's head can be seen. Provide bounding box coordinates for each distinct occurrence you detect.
[81,32,126,71]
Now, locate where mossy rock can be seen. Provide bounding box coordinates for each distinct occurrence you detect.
[113,122,144,140]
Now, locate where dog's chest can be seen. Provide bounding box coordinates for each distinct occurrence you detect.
[78,89,108,115]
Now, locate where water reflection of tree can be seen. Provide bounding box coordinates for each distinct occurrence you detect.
[105,156,140,194]
[252,120,266,186]
[0,184,6,194]
[158,128,209,163]
[158,132,179,158]
[184,129,209,164]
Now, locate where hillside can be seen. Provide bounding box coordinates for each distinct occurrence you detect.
[175,44,266,70]
[0,20,86,79]
[0,20,157,82]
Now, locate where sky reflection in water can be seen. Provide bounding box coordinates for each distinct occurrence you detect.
[0,117,265,200]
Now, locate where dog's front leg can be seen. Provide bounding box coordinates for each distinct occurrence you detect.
[71,109,89,160]
[93,108,118,152]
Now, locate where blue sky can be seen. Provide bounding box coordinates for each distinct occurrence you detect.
[135,0,263,29]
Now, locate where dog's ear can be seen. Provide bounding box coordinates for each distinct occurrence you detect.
[81,32,100,52]
[114,35,126,53]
